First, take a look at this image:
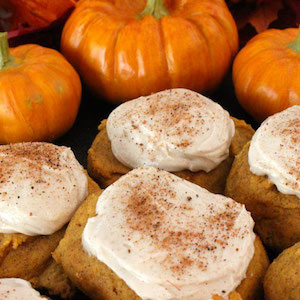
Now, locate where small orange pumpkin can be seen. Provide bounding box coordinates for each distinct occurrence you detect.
[0,32,81,143]
[61,0,238,103]
[233,27,300,122]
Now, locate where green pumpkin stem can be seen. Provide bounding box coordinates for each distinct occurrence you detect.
[288,26,300,53]
[0,32,11,70]
[136,0,169,19]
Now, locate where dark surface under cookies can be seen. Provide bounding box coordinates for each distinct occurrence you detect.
[52,74,259,300]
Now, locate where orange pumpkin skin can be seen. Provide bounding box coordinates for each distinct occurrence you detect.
[0,44,81,143]
[61,0,238,103]
[233,28,300,122]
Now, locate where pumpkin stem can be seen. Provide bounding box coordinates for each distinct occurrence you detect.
[136,0,169,19]
[288,26,300,53]
[0,32,11,70]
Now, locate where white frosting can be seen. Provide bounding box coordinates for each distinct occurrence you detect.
[249,106,300,199]
[107,89,235,172]
[0,278,46,299]
[0,142,88,236]
[83,167,255,300]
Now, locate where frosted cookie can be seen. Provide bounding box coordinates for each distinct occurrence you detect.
[0,142,99,298]
[226,106,300,251]
[264,241,300,300]
[54,167,269,300]
[88,88,254,193]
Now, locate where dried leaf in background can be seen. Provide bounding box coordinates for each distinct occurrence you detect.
[248,0,283,32]
[0,0,77,48]
[2,0,76,30]
[227,0,300,44]
[0,0,13,32]
[9,0,75,30]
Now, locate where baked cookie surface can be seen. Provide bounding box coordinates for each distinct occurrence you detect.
[54,189,268,300]
[264,242,300,300]
[0,173,100,299]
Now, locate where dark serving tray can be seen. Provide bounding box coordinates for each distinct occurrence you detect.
[51,72,258,300]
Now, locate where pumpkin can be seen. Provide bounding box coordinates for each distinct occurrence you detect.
[61,0,238,103]
[0,32,81,143]
[233,27,300,122]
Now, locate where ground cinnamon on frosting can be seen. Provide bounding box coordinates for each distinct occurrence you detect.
[249,106,300,198]
[107,88,235,172]
[0,143,70,188]
[0,142,88,236]
[82,167,255,300]
[123,172,245,276]
[0,278,46,299]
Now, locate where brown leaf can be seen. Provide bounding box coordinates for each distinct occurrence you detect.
[2,0,76,31]
[286,0,300,24]
[0,0,13,31]
[4,0,76,49]
[233,4,256,30]
[248,0,283,32]
[227,0,299,45]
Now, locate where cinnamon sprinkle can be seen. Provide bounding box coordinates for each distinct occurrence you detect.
[119,168,247,277]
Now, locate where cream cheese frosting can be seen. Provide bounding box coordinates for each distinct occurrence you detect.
[0,278,47,299]
[107,89,235,172]
[82,167,255,300]
[0,142,88,236]
[249,106,300,199]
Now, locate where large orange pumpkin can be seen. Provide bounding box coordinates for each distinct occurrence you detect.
[0,32,81,143]
[233,27,300,122]
[61,0,238,103]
